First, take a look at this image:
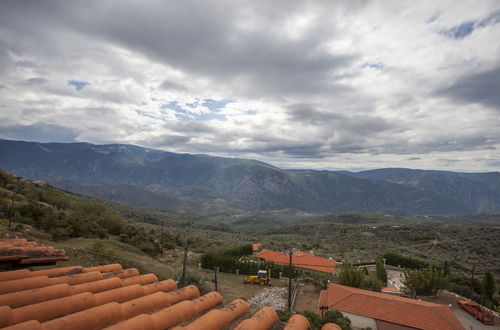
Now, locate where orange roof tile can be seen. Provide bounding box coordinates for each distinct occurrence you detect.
[256,249,336,273]
[0,261,314,329]
[318,284,465,330]
[233,306,278,330]
[283,314,311,329]
[0,238,68,267]
[0,238,316,329]
[252,243,262,252]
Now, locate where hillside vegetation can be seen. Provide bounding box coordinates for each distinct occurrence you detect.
[0,169,169,256]
[1,168,498,309]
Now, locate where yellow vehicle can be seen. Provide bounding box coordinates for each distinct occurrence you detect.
[244,269,271,286]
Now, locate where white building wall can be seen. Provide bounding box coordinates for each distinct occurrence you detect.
[341,311,378,330]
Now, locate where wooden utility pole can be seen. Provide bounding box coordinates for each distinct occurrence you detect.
[214,267,219,292]
[288,250,293,312]
[181,245,188,286]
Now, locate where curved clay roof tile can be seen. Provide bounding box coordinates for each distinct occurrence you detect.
[42,301,122,330]
[234,306,278,330]
[12,292,95,324]
[176,298,249,330]
[84,264,123,273]
[283,314,311,330]
[49,271,103,286]
[70,277,122,295]
[119,273,157,287]
[0,276,51,295]
[0,283,71,308]
[322,323,342,330]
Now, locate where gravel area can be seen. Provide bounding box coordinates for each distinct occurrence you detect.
[248,287,288,311]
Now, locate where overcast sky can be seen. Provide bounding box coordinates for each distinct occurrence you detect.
[1,1,499,172]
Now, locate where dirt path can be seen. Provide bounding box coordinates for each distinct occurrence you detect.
[293,283,321,312]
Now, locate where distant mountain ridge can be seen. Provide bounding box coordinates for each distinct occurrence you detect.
[345,168,500,214]
[0,139,498,216]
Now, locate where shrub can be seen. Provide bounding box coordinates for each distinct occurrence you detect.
[383,252,429,269]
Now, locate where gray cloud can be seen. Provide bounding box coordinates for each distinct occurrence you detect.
[287,104,399,137]
[22,78,48,86]
[437,66,500,110]
[0,123,79,143]
[0,1,360,100]
[160,80,186,91]
[0,1,499,172]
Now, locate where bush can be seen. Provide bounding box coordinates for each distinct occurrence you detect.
[383,252,429,269]
[323,310,352,330]
[276,310,294,322]
[177,271,208,294]
[51,227,70,241]
[300,310,323,329]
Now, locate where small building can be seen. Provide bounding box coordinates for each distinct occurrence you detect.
[318,284,464,330]
[252,242,262,252]
[256,249,336,274]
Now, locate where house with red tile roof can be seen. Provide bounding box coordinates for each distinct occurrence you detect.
[256,249,336,274]
[318,284,465,330]
[252,242,262,252]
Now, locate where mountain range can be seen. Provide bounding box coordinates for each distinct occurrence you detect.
[0,139,498,217]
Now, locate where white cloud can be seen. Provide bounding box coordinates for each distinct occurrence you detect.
[0,0,499,172]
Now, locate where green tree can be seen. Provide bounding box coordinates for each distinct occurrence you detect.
[337,263,364,288]
[403,267,448,297]
[376,256,387,286]
[482,272,496,307]
[403,269,425,298]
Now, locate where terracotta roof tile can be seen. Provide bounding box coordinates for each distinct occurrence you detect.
[233,306,278,330]
[0,239,316,329]
[283,314,311,329]
[318,284,465,330]
[0,238,68,267]
[252,243,262,252]
[256,249,336,273]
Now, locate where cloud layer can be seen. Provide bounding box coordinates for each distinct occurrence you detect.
[0,0,499,171]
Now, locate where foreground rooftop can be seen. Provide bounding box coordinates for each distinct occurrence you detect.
[0,236,343,330]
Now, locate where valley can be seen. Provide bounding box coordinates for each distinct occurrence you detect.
[1,166,499,328]
[1,168,499,280]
